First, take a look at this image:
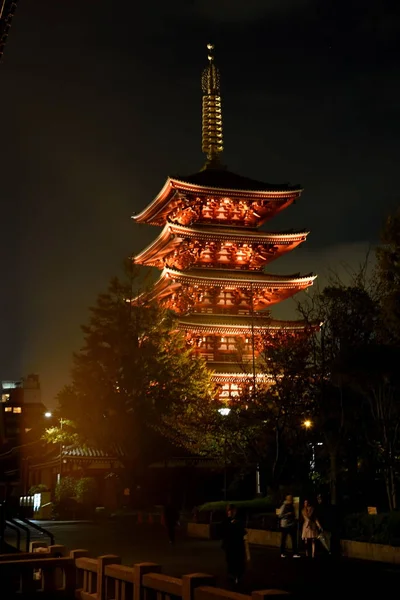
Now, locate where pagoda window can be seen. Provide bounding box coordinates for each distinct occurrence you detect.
[217,291,235,306]
[199,245,214,263]
[230,383,240,397]
[201,204,214,219]
[219,337,237,351]
[219,382,241,399]
[218,246,231,263]
[220,385,230,398]
[216,204,228,220]
[205,336,215,351]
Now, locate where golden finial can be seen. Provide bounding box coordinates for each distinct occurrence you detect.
[201,43,224,169]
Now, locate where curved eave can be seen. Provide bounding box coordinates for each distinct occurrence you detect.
[132,177,303,225]
[178,318,310,335]
[210,371,273,382]
[161,267,316,288]
[132,178,174,224]
[171,177,303,197]
[133,223,310,267]
[168,223,310,243]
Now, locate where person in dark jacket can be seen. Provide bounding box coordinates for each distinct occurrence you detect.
[278,495,300,558]
[314,494,331,553]
[163,502,180,544]
[221,504,247,584]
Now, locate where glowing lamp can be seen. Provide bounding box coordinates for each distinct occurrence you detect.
[218,407,231,416]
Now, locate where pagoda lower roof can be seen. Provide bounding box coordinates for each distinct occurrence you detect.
[134,222,309,266]
[178,313,309,335]
[156,267,315,290]
[209,367,273,382]
[132,174,302,225]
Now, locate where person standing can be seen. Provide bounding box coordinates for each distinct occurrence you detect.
[163,501,180,544]
[314,494,331,553]
[278,495,300,558]
[221,504,247,584]
[301,499,321,558]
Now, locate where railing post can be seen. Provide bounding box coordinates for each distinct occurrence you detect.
[30,541,48,552]
[133,562,162,600]
[70,549,90,591]
[97,554,121,600]
[252,590,291,598]
[48,544,68,557]
[182,574,216,600]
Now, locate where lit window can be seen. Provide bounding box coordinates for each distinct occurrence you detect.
[13,407,22,413]
[4,407,12,412]
[1,393,9,402]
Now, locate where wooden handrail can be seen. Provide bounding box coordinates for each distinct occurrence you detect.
[143,572,183,595]
[75,556,98,572]
[104,563,135,583]
[0,548,290,599]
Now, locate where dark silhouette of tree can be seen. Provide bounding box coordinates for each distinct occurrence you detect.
[54,264,214,467]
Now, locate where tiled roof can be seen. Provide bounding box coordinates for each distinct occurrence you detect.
[132,175,302,225]
[178,313,308,330]
[173,169,301,193]
[168,223,309,242]
[164,267,315,285]
[133,223,309,265]
[62,445,124,458]
[209,366,273,380]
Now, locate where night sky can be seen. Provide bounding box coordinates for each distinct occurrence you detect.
[0,0,399,407]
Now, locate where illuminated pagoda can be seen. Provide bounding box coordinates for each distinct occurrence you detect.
[133,44,316,400]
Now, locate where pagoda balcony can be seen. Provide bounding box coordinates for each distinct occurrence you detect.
[196,351,255,363]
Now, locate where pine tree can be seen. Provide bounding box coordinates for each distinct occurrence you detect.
[55,264,214,466]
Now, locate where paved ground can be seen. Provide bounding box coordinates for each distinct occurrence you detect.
[5,519,400,598]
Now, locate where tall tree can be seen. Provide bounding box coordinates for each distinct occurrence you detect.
[55,264,214,467]
[375,208,400,343]
[240,328,315,488]
[159,328,315,488]
[298,284,378,505]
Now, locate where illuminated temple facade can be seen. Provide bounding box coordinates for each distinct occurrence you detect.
[133,45,315,400]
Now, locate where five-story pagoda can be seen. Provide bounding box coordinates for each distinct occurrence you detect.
[133,45,316,400]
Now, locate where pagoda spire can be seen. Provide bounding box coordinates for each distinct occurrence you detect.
[201,43,224,170]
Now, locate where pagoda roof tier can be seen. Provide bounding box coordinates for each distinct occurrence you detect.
[132,173,302,227]
[174,169,301,193]
[177,313,309,336]
[134,222,309,269]
[150,267,315,311]
[210,368,272,383]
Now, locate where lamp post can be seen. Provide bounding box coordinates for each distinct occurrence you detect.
[302,419,316,475]
[44,413,64,484]
[218,407,231,501]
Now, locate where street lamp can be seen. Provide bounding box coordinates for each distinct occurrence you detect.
[218,407,231,501]
[219,407,231,417]
[44,412,64,483]
[302,419,316,475]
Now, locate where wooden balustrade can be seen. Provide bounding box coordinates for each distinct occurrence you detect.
[0,555,75,598]
[0,543,68,562]
[0,548,290,599]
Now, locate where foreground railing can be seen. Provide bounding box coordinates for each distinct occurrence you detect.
[0,546,290,599]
